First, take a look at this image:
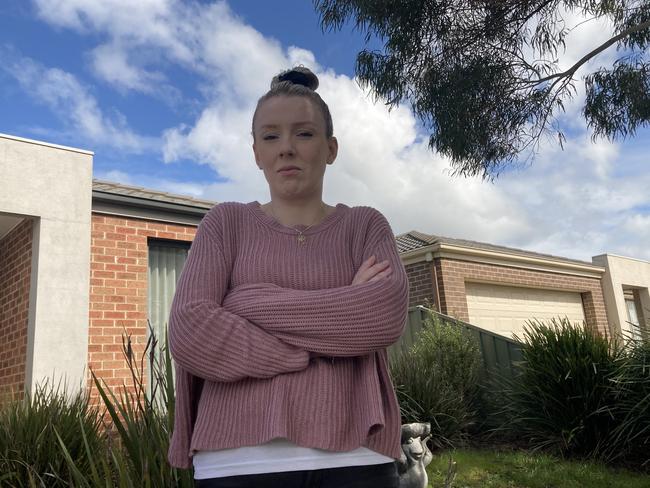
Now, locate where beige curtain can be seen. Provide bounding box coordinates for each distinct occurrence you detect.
[147,241,189,390]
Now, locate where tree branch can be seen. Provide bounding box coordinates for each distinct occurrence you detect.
[529,18,650,85]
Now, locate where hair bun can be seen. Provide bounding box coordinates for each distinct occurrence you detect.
[271,66,319,91]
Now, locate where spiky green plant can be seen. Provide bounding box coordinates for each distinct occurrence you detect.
[390,314,483,447]
[499,317,620,458]
[601,336,650,468]
[0,381,105,487]
[71,330,194,487]
[0,326,194,487]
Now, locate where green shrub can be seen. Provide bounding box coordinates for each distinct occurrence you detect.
[390,313,483,446]
[602,336,650,467]
[498,317,620,458]
[0,382,105,487]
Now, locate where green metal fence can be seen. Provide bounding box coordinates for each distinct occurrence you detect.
[390,306,523,379]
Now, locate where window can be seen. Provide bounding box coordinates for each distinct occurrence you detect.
[625,297,642,340]
[147,239,190,391]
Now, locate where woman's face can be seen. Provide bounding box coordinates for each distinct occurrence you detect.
[253,95,338,202]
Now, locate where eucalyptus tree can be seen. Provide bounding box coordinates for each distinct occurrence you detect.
[315,1,650,178]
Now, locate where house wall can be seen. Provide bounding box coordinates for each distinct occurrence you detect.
[0,219,32,398]
[434,257,609,334]
[404,261,436,307]
[88,213,196,395]
[592,254,650,336]
[0,134,93,393]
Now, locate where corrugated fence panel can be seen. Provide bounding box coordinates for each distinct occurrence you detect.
[389,307,427,358]
[392,306,522,379]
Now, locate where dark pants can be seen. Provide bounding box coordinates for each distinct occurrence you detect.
[195,462,399,488]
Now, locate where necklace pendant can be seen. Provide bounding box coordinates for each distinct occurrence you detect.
[297,234,306,244]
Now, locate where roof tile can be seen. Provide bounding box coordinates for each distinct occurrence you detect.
[93,179,216,209]
[396,231,593,266]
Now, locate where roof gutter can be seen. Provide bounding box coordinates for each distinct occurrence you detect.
[92,190,211,225]
[400,242,605,279]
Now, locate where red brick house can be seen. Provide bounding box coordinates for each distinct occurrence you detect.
[397,231,609,337]
[87,181,213,392]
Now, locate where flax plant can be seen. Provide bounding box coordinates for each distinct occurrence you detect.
[602,334,650,468]
[498,317,620,458]
[2,327,194,486]
[0,381,104,487]
[57,330,194,487]
[76,332,193,488]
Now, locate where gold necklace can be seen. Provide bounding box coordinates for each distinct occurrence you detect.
[268,203,326,244]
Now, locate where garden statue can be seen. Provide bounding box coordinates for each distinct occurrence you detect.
[395,422,433,488]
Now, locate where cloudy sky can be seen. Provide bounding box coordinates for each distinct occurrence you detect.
[1,0,648,262]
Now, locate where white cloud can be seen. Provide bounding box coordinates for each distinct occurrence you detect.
[3,53,155,152]
[34,0,196,100]
[34,0,181,46]
[91,43,160,92]
[90,44,143,88]
[161,102,263,192]
[624,214,650,238]
[27,0,650,263]
[34,0,284,102]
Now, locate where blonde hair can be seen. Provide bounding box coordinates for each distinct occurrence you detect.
[252,67,333,138]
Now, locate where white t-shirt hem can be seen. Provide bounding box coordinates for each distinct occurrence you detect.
[193,438,395,480]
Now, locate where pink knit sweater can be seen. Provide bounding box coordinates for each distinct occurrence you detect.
[167,201,409,469]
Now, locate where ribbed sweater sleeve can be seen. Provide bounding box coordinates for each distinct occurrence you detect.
[221,210,409,356]
[168,207,310,382]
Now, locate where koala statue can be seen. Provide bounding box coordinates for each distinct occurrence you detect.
[395,422,433,488]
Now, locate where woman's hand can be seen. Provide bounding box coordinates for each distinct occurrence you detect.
[351,255,392,285]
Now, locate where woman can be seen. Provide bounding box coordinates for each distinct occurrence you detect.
[168,67,409,488]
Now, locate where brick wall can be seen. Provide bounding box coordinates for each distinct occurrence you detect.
[404,261,436,307]
[0,219,33,399]
[435,257,609,334]
[434,259,450,315]
[88,214,196,395]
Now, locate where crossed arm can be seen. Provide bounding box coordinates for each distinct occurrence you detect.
[221,238,408,357]
[168,211,408,383]
[168,225,311,383]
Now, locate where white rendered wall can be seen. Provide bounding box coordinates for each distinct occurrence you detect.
[0,134,93,393]
[592,254,650,337]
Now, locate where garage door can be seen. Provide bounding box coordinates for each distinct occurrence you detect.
[465,282,586,339]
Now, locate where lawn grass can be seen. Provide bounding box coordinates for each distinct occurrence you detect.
[426,448,650,488]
